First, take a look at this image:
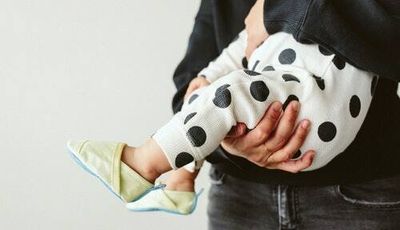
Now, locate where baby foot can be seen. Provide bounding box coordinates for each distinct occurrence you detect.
[126,181,203,215]
[126,163,203,215]
[67,140,154,202]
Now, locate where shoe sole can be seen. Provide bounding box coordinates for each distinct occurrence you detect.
[67,142,162,203]
[126,188,204,215]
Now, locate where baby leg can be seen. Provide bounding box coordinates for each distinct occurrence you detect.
[152,68,311,169]
[154,56,375,171]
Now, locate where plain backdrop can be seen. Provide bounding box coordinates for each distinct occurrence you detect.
[0,0,214,229]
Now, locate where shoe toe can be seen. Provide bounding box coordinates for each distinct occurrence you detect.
[68,139,153,203]
[67,140,86,154]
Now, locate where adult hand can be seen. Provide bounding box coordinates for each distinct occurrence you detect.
[244,0,269,60]
[184,76,210,99]
[222,101,315,173]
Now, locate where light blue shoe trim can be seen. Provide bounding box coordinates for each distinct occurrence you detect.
[67,143,159,202]
[126,187,204,215]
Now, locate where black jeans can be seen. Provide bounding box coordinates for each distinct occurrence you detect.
[208,166,400,230]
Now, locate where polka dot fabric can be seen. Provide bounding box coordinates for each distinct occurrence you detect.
[153,31,375,170]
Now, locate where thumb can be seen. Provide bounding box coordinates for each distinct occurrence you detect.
[226,123,248,138]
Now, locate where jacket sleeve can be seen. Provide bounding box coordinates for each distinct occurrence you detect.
[171,0,219,114]
[262,0,400,81]
[198,30,247,83]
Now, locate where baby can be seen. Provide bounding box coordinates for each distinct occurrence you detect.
[68,30,377,215]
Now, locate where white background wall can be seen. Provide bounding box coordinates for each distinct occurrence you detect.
[0,0,213,229]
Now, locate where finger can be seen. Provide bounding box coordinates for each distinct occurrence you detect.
[241,102,282,146]
[265,101,300,152]
[246,147,273,167]
[267,150,315,173]
[266,119,310,164]
[245,43,257,60]
[200,81,210,88]
[226,123,247,138]
[256,148,275,167]
[184,83,198,100]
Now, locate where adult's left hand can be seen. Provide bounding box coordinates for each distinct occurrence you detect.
[245,0,268,60]
[222,101,314,173]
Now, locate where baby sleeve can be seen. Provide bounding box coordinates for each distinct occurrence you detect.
[198,30,247,83]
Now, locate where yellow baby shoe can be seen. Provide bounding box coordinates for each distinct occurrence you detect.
[126,184,203,215]
[67,140,154,202]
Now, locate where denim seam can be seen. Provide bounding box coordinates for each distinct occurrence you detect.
[335,185,400,210]
[294,186,299,227]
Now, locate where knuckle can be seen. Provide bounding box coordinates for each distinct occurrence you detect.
[261,144,271,156]
[279,152,291,162]
[274,133,287,147]
[267,109,281,121]
[249,154,263,163]
[296,129,308,141]
[255,130,267,140]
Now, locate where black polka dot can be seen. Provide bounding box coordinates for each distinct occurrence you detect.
[175,152,194,168]
[349,95,361,118]
[312,75,325,90]
[184,112,197,124]
[318,122,337,142]
[188,94,199,104]
[282,95,299,111]
[187,126,207,147]
[318,45,333,56]
[292,150,302,159]
[371,75,378,96]
[213,84,231,108]
[262,66,275,71]
[250,81,269,102]
[332,56,345,70]
[244,69,261,76]
[251,60,260,71]
[242,57,248,69]
[216,84,230,93]
[278,48,296,64]
[282,74,300,83]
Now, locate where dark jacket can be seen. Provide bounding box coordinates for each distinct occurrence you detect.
[172,0,400,185]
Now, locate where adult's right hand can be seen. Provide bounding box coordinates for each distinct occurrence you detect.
[222,101,315,173]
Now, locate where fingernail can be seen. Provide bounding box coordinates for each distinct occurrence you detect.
[301,120,310,129]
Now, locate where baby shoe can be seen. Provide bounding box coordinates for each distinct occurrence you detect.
[126,184,203,215]
[67,140,155,202]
